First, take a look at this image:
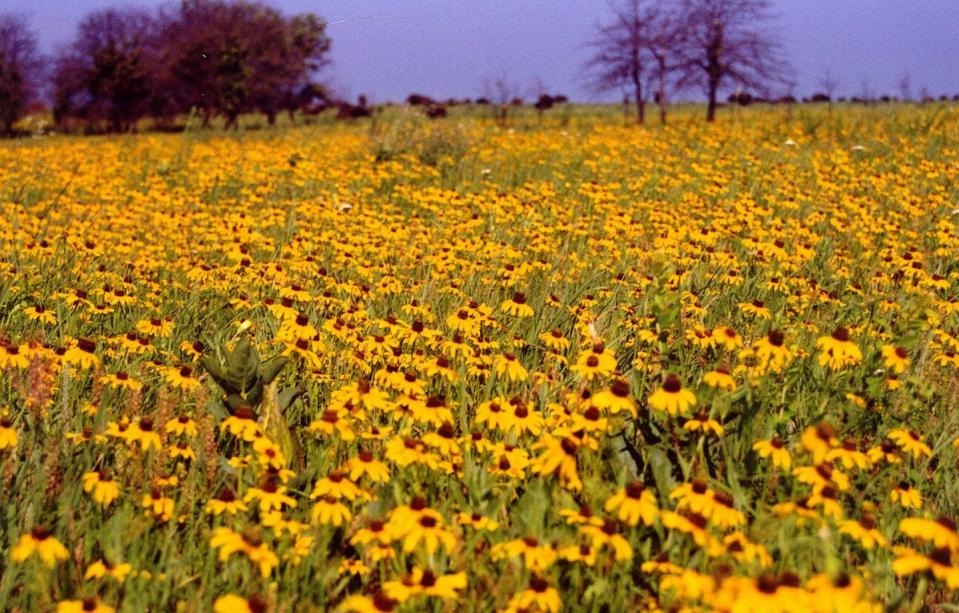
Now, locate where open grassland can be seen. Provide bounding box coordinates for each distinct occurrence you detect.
[1,105,959,611]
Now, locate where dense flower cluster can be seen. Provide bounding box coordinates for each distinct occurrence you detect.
[1,107,958,610]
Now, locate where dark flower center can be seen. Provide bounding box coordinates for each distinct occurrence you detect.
[662,375,681,393]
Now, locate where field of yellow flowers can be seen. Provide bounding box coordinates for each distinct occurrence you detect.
[1,105,958,611]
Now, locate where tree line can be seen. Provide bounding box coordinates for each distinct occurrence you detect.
[2,0,955,136]
[0,0,330,134]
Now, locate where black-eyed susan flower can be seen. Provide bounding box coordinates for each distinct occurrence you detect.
[164,365,202,392]
[98,371,143,392]
[164,415,198,437]
[670,480,716,516]
[311,496,351,526]
[56,597,115,613]
[604,482,658,526]
[794,463,850,493]
[805,572,880,610]
[887,428,932,458]
[723,532,773,566]
[648,374,696,416]
[382,568,467,601]
[880,345,910,373]
[825,439,870,469]
[475,398,507,429]
[213,594,270,613]
[345,450,391,483]
[338,558,370,577]
[0,343,29,370]
[84,558,134,582]
[310,473,365,502]
[491,537,557,572]
[559,505,604,527]
[135,317,174,338]
[801,423,838,464]
[129,418,162,452]
[499,398,544,436]
[712,326,743,350]
[659,511,724,556]
[63,338,100,370]
[0,411,17,450]
[209,528,278,577]
[839,515,887,549]
[591,379,637,416]
[502,292,534,317]
[816,326,862,370]
[398,512,457,556]
[494,352,528,382]
[558,542,598,566]
[224,407,263,441]
[539,328,570,351]
[531,432,582,491]
[890,481,923,509]
[703,366,736,391]
[753,437,791,469]
[899,516,959,551]
[82,469,120,507]
[684,410,724,436]
[893,546,959,588]
[571,342,616,381]
[23,305,56,325]
[457,511,500,532]
[708,491,746,529]
[739,299,772,319]
[246,478,297,512]
[11,526,69,566]
[141,488,174,521]
[749,329,793,372]
[205,487,248,516]
[506,576,561,612]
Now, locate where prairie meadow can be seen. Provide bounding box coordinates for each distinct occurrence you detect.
[1,105,959,611]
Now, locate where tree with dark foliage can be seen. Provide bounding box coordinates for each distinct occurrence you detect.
[0,14,44,135]
[162,0,329,129]
[52,8,159,132]
[675,0,789,122]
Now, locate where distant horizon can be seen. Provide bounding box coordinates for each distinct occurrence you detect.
[9,0,959,104]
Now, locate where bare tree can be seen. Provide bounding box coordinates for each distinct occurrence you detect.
[584,0,669,124]
[646,9,681,124]
[0,14,44,135]
[858,79,873,104]
[818,69,839,99]
[483,71,521,127]
[676,0,790,122]
[817,67,839,111]
[898,71,912,102]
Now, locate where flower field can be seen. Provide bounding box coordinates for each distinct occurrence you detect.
[1,106,959,611]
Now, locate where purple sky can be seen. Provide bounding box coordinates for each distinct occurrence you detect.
[13,0,959,102]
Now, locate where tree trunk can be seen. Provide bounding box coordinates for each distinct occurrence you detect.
[633,75,644,124]
[706,81,718,122]
[657,65,667,125]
